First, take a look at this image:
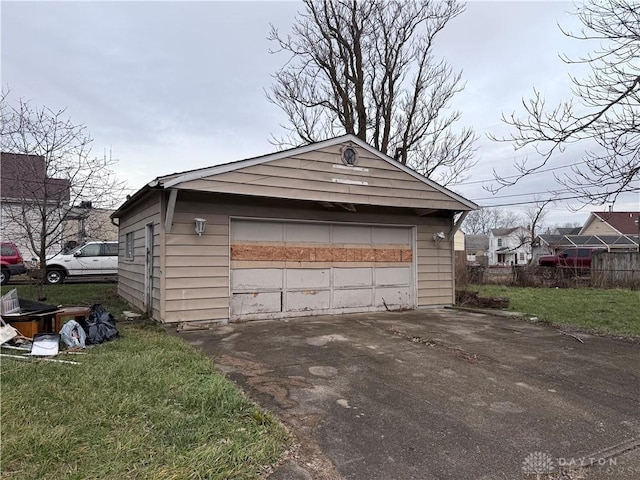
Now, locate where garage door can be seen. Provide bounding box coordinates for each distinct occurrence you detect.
[230,219,414,320]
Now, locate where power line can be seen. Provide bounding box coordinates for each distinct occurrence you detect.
[466,150,533,166]
[471,187,576,202]
[457,160,583,186]
[478,187,640,208]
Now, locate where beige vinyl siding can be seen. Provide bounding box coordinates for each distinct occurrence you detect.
[454,230,465,251]
[167,308,230,323]
[163,208,229,323]
[580,220,619,236]
[173,144,466,211]
[117,192,162,320]
[161,192,455,323]
[151,232,162,316]
[416,220,455,306]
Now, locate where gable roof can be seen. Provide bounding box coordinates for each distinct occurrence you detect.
[465,235,489,252]
[157,134,476,208]
[1,152,70,202]
[555,227,581,235]
[490,227,519,237]
[580,211,640,235]
[114,134,477,217]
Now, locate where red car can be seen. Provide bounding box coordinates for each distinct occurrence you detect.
[537,247,608,279]
[1,242,27,285]
[538,247,606,269]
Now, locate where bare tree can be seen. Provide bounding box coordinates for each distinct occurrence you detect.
[1,92,124,299]
[559,221,582,229]
[547,221,582,234]
[63,202,119,250]
[462,207,520,235]
[516,198,552,261]
[268,0,476,185]
[491,0,639,204]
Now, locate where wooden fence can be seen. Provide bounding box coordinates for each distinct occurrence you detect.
[463,256,638,289]
[455,251,468,286]
[591,252,640,290]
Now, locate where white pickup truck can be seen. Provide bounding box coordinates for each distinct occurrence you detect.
[45,241,118,284]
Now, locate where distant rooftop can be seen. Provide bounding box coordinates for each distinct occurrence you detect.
[465,235,489,252]
[555,227,581,235]
[584,211,640,235]
[491,227,519,236]
[538,234,639,250]
[1,152,70,202]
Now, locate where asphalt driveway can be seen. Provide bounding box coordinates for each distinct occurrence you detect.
[177,309,640,480]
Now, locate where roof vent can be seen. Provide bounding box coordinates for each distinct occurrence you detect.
[341,145,358,166]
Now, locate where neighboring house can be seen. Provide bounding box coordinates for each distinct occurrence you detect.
[465,234,489,265]
[488,227,531,266]
[0,152,70,261]
[454,230,465,252]
[111,134,477,324]
[534,211,640,256]
[554,227,581,235]
[580,211,640,236]
[533,235,562,257]
[63,201,118,251]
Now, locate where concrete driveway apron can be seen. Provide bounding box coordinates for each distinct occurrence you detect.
[177,309,640,480]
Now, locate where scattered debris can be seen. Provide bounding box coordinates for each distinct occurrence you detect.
[176,319,227,331]
[30,334,60,356]
[559,330,585,344]
[379,297,412,312]
[0,288,20,315]
[81,304,118,345]
[60,320,87,348]
[382,297,390,311]
[0,353,80,365]
[389,327,479,364]
[1,292,59,338]
[122,310,142,320]
[177,323,213,332]
[455,290,509,309]
[0,318,19,344]
[1,298,119,364]
[1,344,30,352]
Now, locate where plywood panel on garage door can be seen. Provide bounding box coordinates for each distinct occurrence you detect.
[230,219,414,320]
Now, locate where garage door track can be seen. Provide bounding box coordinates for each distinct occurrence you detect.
[178,309,640,480]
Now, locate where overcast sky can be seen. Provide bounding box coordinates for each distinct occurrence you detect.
[2,0,637,227]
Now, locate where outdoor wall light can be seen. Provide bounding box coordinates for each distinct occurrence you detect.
[433,231,446,243]
[194,218,207,236]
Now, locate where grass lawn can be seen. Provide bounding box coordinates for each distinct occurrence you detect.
[473,285,640,337]
[1,284,290,479]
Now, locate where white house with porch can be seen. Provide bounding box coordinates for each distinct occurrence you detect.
[488,227,531,266]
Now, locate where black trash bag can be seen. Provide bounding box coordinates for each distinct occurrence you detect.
[81,304,119,345]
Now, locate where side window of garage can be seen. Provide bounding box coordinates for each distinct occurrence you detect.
[125,232,134,260]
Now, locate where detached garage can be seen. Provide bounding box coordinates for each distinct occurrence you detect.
[111,134,476,325]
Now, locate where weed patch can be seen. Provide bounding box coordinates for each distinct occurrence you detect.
[473,285,640,337]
